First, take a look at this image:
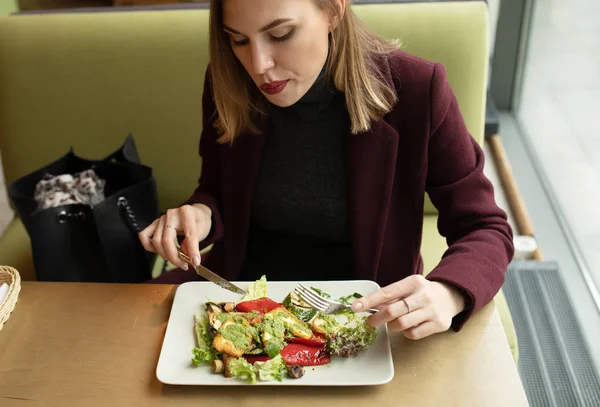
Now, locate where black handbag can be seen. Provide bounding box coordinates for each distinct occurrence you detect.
[7,135,159,283]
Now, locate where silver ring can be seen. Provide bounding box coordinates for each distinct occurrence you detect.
[402,299,411,314]
[166,224,177,231]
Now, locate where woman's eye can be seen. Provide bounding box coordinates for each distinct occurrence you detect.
[230,36,249,47]
[270,28,295,42]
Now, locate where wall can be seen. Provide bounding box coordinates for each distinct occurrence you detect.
[0,0,17,15]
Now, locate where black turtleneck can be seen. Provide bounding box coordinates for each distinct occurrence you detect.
[239,67,353,281]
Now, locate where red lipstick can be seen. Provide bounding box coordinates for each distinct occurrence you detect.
[259,80,288,95]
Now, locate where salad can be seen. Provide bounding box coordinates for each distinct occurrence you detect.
[191,276,378,383]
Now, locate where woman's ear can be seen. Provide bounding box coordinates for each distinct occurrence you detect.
[329,0,346,32]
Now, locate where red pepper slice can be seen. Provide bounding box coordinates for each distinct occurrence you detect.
[286,336,327,347]
[235,297,282,313]
[243,343,331,366]
[243,354,271,363]
[279,343,331,366]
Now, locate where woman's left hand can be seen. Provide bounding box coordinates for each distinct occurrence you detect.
[350,275,467,340]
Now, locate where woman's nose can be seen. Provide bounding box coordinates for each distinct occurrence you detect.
[250,42,275,75]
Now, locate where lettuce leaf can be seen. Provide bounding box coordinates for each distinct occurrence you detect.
[337,292,363,305]
[324,312,377,357]
[229,358,257,384]
[191,314,217,366]
[254,355,287,382]
[239,275,268,302]
[229,355,288,383]
[310,286,331,299]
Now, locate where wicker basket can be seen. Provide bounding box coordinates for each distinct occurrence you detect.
[0,266,21,331]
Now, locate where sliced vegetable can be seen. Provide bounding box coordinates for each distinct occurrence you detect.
[280,343,331,366]
[205,302,224,330]
[286,336,327,347]
[218,302,236,312]
[282,291,317,322]
[212,359,224,374]
[243,354,271,364]
[222,354,235,378]
[236,297,282,313]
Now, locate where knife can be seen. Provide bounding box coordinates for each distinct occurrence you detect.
[178,250,246,295]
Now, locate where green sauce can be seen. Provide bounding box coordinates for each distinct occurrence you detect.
[319,314,341,335]
[248,324,262,344]
[217,313,232,323]
[263,314,286,340]
[220,323,252,350]
[217,313,253,325]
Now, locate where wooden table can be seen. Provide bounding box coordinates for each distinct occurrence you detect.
[0,282,529,406]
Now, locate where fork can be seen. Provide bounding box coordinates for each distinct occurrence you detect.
[293,283,378,314]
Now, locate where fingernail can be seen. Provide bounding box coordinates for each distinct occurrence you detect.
[192,256,201,267]
[182,263,189,271]
[351,301,363,312]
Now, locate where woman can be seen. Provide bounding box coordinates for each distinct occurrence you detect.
[139,0,514,340]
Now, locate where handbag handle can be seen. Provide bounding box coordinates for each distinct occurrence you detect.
[118,196,168,275]
[117,197,141,234]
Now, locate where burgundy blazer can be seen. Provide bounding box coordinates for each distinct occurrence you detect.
[159,50,514,329]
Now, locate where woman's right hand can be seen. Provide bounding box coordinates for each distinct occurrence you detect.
[139,203,212,271]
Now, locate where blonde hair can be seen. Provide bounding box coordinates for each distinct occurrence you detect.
[208,0,399,144]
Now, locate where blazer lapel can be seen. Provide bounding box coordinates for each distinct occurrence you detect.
[347,119,399,281]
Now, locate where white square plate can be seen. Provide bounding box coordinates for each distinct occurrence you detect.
[156,280,394,386]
